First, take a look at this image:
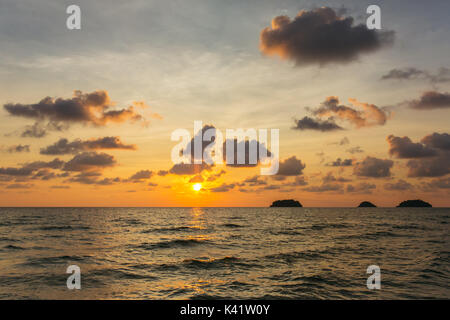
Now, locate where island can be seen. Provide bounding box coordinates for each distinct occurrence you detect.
[358,201,376,207]
[397,199,432,207]
[270,199,302,207]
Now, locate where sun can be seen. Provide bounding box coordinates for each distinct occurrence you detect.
[192,183,202,191]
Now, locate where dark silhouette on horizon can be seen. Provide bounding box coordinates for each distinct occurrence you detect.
[270,199,302,207]
[358,201,376,207]
[397,199,432,207]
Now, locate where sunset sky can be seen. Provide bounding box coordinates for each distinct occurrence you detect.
[0,0,449,207]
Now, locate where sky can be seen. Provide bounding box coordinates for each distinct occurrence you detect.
[0,0,449,207]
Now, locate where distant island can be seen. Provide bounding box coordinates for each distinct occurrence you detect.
[358,201,376,207]
[397,199,432,207]
[270,199,302,207]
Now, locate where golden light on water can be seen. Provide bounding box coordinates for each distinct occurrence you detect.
[192,183,202,191]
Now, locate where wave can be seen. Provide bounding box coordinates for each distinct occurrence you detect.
[32,225,91,231]
[135,238,211,250]
[141,226,201,233]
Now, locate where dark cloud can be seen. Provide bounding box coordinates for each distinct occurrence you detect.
[346,182,376,194]
[260,7,394,66]
[293,116,343,132]
[128,170,153,181]
[353,156,394,178]
[210,183,235,193]
[243,175,267,186]
[3,91,155,137]
[63,152,116,172]
[40,137,136,155]
[189,174,204,183]
[421,133,450,151]
[312,96,390,128]
[422,177,450,191]
[381,67,450,83]
[387,135,437,158]
[157,170,169,176]
[4,144,30,153]
[408,91,450,110]
[6,183,34,189]
[326,158,353,166]
[277,156,305,176]
[384,179,414,191]
[0,158,64,179]
[32,169,57,181]
[20,122,63,138]
[67,172,121,185]
[322,172,351,183]
[289,176,308,186]
[206,170,226,182]
[169,163,212,175]
[406,153,450,177]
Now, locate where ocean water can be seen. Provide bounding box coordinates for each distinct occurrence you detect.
[0,207,448,299]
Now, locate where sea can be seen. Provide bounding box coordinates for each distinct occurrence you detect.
[0,207,448,299]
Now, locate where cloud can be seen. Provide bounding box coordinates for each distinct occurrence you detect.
[303,183,343,193]
[421,133,450,151]
[0,158,64,178]
[353,156,394,178]
[328,137,350,145]
[408,91,450,110]
[63,152,116,172]
[312,97,390,128]
[289,176,308,186]
[20,121,66,138]
[243,175,267,186]
[387,135,437,158]
[210,183,235,193]
[169,163,212,175]
[346,182,376,194]
[381,67,450,84]
[189,174,204,183]
[40,137,136,155]
[422,177,450,191]
[293,116,343,132]
[128,170,153,181]
[384,179,414,191]
[67,172,121,185]
[3,91,157,136]
[406,153,450,177]
[322,172,351,183]
[346,146,364,154]
[5,183,34,189]
[386,132,450,178]
[157,170,169,176]
[206,170,226,182]
[326,158,353,167]
[277,156,305,176]
[260,7,394,66]
[4,144,30,153]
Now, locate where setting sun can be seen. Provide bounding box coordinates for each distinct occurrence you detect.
[192,183,202,191]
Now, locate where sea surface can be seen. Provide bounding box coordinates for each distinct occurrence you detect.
[0,207,448,299]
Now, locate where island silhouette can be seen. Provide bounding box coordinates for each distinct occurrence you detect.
[270,199,302,207]
[397,199,432,207]
[358,201,376,207]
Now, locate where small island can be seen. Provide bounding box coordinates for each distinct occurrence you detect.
[358,201,376,207]
[270,199,302,207]
[397,199,432,207]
